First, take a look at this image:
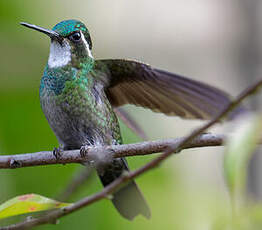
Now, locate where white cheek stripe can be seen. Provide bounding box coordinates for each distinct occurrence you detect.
[80,31,93,58]
[48,40,71,68]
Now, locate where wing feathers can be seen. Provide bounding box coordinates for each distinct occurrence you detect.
[97,59,237,120]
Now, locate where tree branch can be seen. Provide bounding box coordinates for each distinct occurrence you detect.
[0,133,224,169]
[1,79,262,230]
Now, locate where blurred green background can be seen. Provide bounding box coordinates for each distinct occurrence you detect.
[1,1,262,229]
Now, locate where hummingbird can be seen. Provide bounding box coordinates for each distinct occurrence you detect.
[21,19,239,220]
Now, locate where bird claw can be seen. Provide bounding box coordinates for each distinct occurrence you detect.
[53,147,63,160]
[80,145,90,158]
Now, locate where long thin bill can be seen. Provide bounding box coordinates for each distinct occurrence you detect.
[20,22,63,42]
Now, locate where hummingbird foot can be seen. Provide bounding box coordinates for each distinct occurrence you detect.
[80,145,91,159]
[53,147,63,160]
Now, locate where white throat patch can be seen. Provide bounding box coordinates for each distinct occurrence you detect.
[48,40,71,68]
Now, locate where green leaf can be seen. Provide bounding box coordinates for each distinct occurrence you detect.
[0,193,71,220]
[224,114,262,196]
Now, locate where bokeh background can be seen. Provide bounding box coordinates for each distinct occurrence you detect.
[0,1,262,229]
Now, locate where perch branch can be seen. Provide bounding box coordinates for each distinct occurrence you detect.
[0,133,224,169]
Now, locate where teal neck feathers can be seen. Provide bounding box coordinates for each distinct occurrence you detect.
[41,58,94,96]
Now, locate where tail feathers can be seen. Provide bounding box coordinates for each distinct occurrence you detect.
[98,158,150,220]
[112,180,151,220]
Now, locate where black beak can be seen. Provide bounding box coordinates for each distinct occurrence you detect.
[20,22,63,43]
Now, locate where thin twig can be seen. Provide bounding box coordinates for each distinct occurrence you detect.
[114,107,148,140]
[56,167,94,201]
[1,79,261,230]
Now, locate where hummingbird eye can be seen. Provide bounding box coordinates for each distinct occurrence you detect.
[69,32,81,42]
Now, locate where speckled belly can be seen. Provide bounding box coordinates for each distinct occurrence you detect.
[40,88,121,150]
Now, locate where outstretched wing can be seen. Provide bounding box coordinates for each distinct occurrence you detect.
[97,59,234,120]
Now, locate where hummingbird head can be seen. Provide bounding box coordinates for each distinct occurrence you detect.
[21,20,93,69]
